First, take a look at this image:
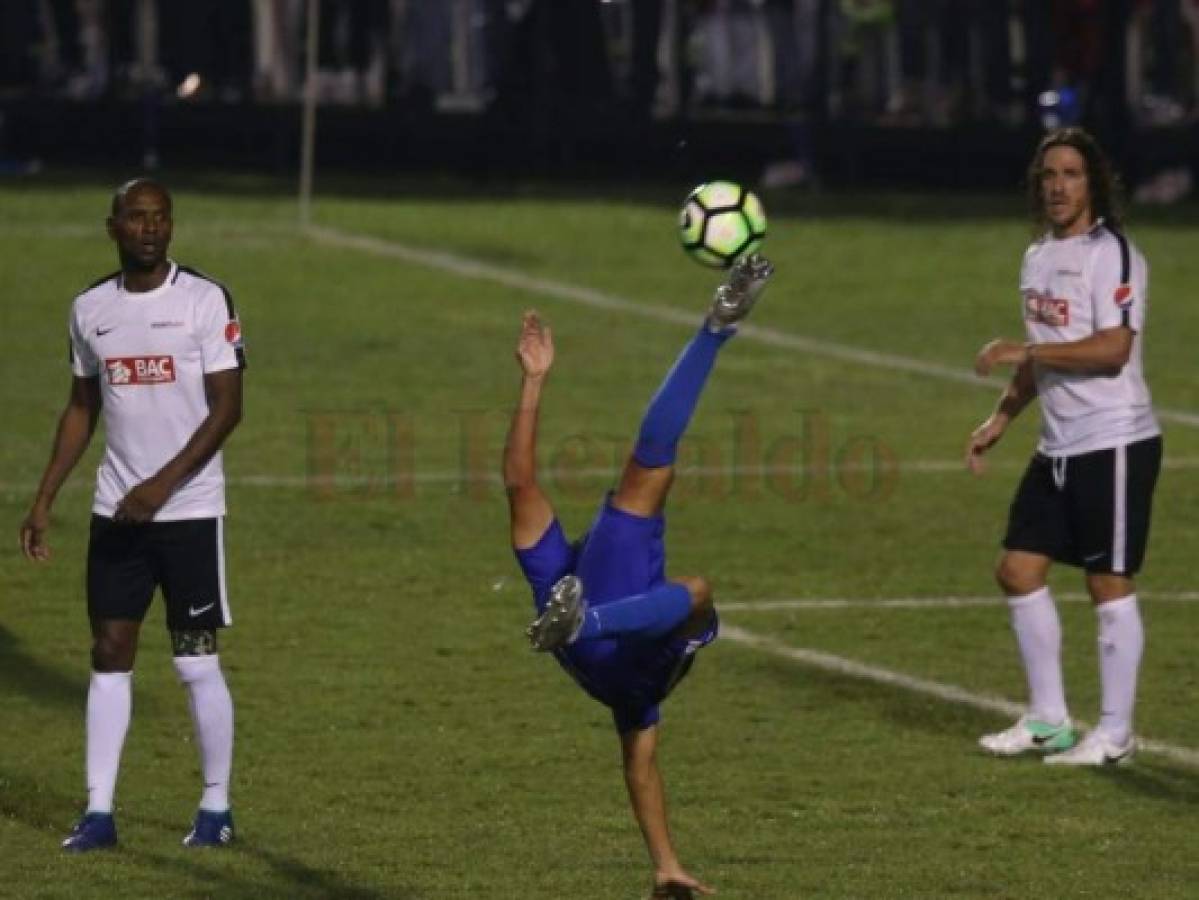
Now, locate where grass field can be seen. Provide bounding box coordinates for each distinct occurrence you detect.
[2,175,1199,899]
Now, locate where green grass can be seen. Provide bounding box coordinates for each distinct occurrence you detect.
[2,177,1199,898]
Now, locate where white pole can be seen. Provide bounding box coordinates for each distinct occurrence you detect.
[299,0,320,228]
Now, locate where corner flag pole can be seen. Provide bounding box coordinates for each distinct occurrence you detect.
[299,0,320,228]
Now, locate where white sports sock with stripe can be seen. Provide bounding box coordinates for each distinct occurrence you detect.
[1008,587,1069,725]
[86,670,132,814]
[174,655,234,812]
[1095,594,1143,745]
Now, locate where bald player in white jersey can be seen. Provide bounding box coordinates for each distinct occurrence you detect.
[20,178,245,850]
[968,128,1162,767]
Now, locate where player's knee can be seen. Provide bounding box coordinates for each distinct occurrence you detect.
[994,557,1042,596]
[675,575,713,612]
[91,633,136,672]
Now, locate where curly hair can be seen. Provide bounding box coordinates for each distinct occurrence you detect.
[1026,127,1123,234]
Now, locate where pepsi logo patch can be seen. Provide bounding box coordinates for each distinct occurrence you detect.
[225,319,243,346]
[105,356,175,385]
[1113,284,1134,308]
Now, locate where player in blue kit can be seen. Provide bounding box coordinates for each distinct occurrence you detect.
[503,254,773,899]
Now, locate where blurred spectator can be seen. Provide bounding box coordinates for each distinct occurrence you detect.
[0,3,40,89]
[693,0,769,108]
[159,0,253,102]
[494,0,613,119]
[317,0,388,104]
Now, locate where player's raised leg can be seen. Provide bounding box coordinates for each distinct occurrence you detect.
[528,575,713,652]
[613,255,774,518]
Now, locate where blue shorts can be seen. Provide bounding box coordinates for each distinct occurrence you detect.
[514,495,718,733]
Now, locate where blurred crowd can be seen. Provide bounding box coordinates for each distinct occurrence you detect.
[1,0,1195,132]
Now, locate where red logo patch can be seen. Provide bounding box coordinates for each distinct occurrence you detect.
[1113,284,1133,308]
[1024,290,1070,326]
[105,356,175,385]
[225,320,243,345]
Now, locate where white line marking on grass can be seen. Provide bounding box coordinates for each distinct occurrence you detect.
[720,624,1199,769]
[305,225,1199,429]
[720,592,1199,611]
[6,456,1199,495]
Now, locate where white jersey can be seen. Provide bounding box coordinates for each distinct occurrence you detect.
[68,261,246,521]
[1019,221,1159,457]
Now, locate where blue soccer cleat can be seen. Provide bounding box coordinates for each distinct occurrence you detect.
[62,812,118,853]
[182,809,235,848]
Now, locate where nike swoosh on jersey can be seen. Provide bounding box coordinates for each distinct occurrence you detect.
[188,602,216,617]
[96,326,115,336]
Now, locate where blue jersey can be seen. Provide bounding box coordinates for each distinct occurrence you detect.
[515,495,718,732]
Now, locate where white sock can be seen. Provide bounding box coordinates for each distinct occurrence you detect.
[1095,594,1143,745]
[1007,587,1069,725]
[174,655,234,812]
[86,671,132,815]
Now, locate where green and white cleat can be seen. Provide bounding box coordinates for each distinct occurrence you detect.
[707,254,774,332]
[1043,729,1135,767]
[526,575,587,652]
[979,715,1077,756]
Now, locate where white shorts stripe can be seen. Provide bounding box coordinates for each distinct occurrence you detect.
[1112,445,1128,573]
[216,517,232,625]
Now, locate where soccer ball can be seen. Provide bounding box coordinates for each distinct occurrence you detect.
[678,181,767,268]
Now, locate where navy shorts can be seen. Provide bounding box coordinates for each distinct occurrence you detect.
[514,495,717,733]
[87,515,231,630]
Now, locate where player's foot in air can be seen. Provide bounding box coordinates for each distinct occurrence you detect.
[978,714,1077,756]
[61,812,117,853]
[1043,729,1135,767]
[707,253,774,332]
[526,575,587,652]
[182,809,235,847]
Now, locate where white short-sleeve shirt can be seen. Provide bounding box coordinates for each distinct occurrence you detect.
[69,261,246,520]
[1019,222,1159,457]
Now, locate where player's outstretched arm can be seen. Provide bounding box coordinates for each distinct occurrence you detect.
[504,311,556,549]
[114,368,243,523]
[20,376,101,561]
[966,358,1036,475]
[620,725,714,899]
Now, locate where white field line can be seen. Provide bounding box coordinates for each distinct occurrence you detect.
[720,592,1199,611]
[720,624,1199,769]
[6,455,1199,495]
[305,224,1199,429]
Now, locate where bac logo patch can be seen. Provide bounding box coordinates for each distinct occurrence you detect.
[1024,290,1070,326]
[105,356,175,385]
[225,319,243,347]
[1113,284,1134,308]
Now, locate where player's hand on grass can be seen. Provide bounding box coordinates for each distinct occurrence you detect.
[651,867,715,898]
[114,477,171,523]
[516,309,554,379]
[966,415,1008,476]
[974,338,1028,376]
[19,504,51,561]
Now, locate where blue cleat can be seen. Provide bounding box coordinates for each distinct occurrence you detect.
[183,809,235,847]
[62,812,117,853]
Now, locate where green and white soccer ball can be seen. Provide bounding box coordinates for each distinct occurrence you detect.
[678,181,767,268]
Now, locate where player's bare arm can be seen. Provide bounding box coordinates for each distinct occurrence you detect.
[620,725,714,899]
[503,310,556,549]
[114,368,243,523]
[966,359,1036,476]
[974,327,1133,377]
[20,375,101,561]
